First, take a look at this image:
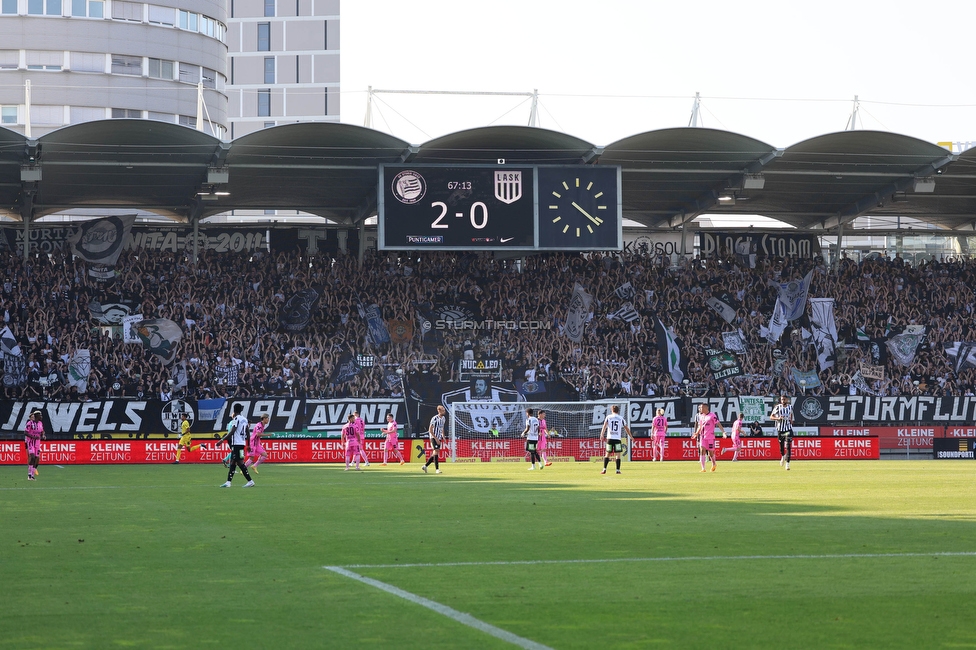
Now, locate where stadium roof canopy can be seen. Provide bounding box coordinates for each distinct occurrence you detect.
[0,120,973,232]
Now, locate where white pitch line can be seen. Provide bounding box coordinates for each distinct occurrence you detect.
[341,551,976,570]
[325,565,553,650]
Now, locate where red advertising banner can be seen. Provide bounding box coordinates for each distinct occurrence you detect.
[631,436,880,461]
[822,426,934,450]
[453,438,606,462]
[944,426,976,438]
[0,439,413,465]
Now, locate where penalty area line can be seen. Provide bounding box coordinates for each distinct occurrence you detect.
[341,551,976,570]
[324,565,553,650]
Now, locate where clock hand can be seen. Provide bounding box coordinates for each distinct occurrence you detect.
[572,202,603,225]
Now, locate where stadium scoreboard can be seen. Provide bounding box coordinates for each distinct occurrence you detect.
[378,164,621,251]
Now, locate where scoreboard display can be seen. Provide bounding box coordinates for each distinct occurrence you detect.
[378,164,621,251]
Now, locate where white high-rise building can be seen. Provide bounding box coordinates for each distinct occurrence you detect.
[225,0,339,139]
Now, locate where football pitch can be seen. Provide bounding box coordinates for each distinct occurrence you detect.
[3,459,976,649]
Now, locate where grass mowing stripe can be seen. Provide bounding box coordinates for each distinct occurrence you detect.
[324,565,554,650]
[341,551,976,569]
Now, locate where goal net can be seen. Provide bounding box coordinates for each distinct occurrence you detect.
[448,400,631,462]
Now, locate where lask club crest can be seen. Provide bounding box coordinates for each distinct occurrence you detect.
[494,171,523,204]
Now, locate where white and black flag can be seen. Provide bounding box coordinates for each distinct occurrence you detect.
[614,282,635,301]
[809,298,838,371]
[944,341,976,373]
[706,292,740,324]
[67,215,136,266]
[565,283,592,343]
[608,302,640,323]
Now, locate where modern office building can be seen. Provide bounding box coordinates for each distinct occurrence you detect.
[0,0,340,140]
[0,0,229,137]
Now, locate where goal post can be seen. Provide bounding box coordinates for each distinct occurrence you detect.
[448,400,631,462]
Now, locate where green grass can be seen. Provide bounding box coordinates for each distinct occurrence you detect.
[2,459,976,649]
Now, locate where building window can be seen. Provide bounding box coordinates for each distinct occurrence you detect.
[111,108,142,118]
[258,89,270,117]
[29,0,62,14]
[111,54,142,75]
[26,51,63,70]
[147,4,174,25]
[111,0,142,21]
[257,22,270,51]
[147,111,173,122]
[264,57,274,84]
[202,67,216,89]
[179,62,199,84]
[178,114,195,127]
[2,0,18,13]
[1,107,17,124]
[178,9,197,31]
[148,58,173,79]
[0,51,18,69]
[263,0,273,16]
[324,20,328,49]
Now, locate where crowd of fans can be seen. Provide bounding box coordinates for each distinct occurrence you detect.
[0,242,973,401]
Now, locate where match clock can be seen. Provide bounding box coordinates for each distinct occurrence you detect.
[537,166,622,250]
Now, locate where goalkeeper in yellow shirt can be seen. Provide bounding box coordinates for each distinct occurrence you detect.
[174,412,206,463]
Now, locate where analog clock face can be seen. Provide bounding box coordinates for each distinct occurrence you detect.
[538,167,620,249]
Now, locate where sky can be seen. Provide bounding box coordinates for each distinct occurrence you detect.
[340,0,975,150]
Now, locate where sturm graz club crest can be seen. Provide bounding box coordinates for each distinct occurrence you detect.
[494,171,522,204]
[391,170,426,204]
[161,399,195,434]
[799,398,824,421]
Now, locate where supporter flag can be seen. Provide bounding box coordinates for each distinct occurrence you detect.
[416,307,434,341]
[280,288,320,332]
[790,367,822,389]
[358,302,391,345]
[886,325,925,367]
[330,351,362,385]
[67,349,91,392]
[734,239,757,268]
[850,370,880,396]
[388,319,414,344]
[89,299,140,324]
[2,353,26,387]
[770,270,813,321]
[516,380,547,396]
[738,396,766,423]
[809,298,838,371]
[762,300,787,343]
[655,318,687,383]
[944,341,976,373]
[722,330,747,354]
[614,282,635,300]
[66,215,135,266]
[0,325,21,357]
[608,302,640,323]
[133,318,182,365]
[706,292,740,324]
[706,348,743,380]
[860,363,885,381]
[122,314,144,344]
[565,283,592,343]
[171,360,188,391]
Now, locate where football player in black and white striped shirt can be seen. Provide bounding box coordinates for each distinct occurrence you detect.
[770,396,794,470]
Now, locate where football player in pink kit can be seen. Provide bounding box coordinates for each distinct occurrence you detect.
[353,411,370,467]
[381,413,405,465]
[245,413,270,473]
[342,414,363,471]
[651,408,668,462]
[24,410,44,480]
[693,403,726,472]
[537,410,552,467]
[724,412,745,461]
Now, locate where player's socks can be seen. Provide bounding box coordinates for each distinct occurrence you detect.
[603,457,610,470]
[615,458,621,471]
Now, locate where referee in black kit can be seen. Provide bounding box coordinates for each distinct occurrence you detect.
[770,395,794,471]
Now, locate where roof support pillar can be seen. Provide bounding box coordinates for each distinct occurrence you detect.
[834,223,845,271]
[358,220,365,268]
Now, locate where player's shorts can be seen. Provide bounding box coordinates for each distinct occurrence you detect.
[249,442,266,456]
[525,440,538,453]
[537,438,547,451]
[385,437,399,450]
[606,440,623,454]
[177,437,193,448]
[345,442,360,454]
[731,436,742,449]
[25,439,40,456]
[654,433,667,443]
[699,436,716,451]
[429,439,441,451]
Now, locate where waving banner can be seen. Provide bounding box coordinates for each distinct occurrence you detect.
[565,283,592,343]
[67,215,135,266]
[133,318,182,365]
[280,288,320,332]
